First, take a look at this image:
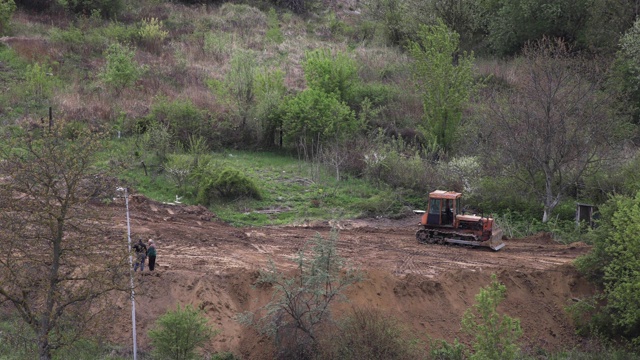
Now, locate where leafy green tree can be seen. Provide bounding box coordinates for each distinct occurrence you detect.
[461,274,522,360]
[429,0,485,52]
[407,20,476,154]
[240,231,361,359]
[148,304,216,360]
[612,17,640,125]
[100,43,144,95]
[576,193,640,343]
[280,88,360,158]
[478,0,591,56]
[582,0,639,54]
[302,49,358,105]
[0,0,16,35]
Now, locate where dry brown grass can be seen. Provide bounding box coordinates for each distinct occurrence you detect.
[4,1,416,137]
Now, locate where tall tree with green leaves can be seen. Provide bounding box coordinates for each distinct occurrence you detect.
[302,48,358,105]
[407,20,476,155]
[575,193,640,343]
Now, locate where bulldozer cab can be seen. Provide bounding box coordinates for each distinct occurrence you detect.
[426,191,461,227]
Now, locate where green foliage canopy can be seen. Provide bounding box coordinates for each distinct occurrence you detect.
[478,0,591,56]
[407,20,475,154]
[148,304,216,360]
[577,193,640,342]
[461,274,522,360]
[280,88,360,153]
[0,0,16,35]
[302,49,358,104]
[100,43,143,95]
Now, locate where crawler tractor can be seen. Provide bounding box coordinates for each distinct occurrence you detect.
[415,190,505,251]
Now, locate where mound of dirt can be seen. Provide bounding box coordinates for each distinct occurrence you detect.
[101,195,595,358]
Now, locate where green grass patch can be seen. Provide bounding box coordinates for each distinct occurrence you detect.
[105,141,406,226]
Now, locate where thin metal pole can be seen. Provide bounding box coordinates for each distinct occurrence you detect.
[123,188,138,360]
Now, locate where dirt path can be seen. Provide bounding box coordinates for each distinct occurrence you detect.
[105,195,594,358]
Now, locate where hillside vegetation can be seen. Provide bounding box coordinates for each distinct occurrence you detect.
[2,0,640,358]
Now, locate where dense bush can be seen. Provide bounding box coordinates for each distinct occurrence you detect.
[197,167,261,204]
[303,49,358,104]
[280,89,360,156]
[0,0,16,36]
[317,308,424,360]
[100,43,144,95]
[148,304,216,360]
[57,0,123,18]
[575,192,640,343]
[148,98,209,148]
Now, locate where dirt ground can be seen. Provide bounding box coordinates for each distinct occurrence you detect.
[106,194,595,359]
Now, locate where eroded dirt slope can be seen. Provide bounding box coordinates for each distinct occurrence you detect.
[106,195,594,359]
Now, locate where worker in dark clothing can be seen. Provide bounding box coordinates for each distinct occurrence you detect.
[147,239,157,271]
[133,239,147,272]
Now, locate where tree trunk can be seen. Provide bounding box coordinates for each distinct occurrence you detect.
[38,335,51,360]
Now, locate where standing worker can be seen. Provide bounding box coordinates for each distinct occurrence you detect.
[133,239,147,272]
[147,239,157,271]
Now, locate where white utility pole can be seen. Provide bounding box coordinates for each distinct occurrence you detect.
[118,187,137,360]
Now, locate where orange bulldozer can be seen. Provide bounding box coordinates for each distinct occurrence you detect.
[414,190,505,251]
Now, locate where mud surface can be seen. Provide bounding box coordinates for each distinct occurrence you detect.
[106,195,594,359]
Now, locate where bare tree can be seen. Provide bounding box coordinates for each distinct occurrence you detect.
[0,124,129,360]
[485,37,629,222]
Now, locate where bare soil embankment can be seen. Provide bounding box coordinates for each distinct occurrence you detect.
[106,195,594,359]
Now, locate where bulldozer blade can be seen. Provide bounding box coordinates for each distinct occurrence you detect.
[488,228,505,251]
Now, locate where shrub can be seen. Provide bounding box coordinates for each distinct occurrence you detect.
[164,154,194,194]
[148,98,207,148]
[574,192,640,343]
[197,167,261,204]
[148,304,216,360]
[218,3,266,36]
[239,231,361,359]
[100,43,144,95]
[280,89,360,157]
[461,274,522,360]
[428,338,465,360]
[24,61,57,111]
[317,308,424,360]
[265,8,283,44]
[57,0,123,18]
[0,0,16,36]
[303,48,358,104]
[141,123,174,164]
[203,31,233,61]
[254,67,286,147]
[138,17,168,53]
